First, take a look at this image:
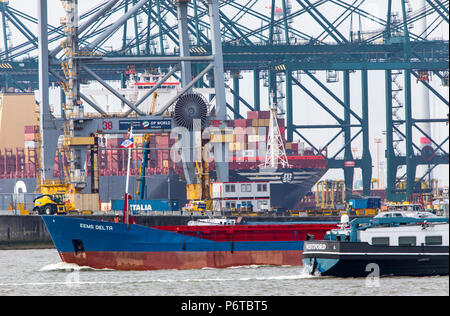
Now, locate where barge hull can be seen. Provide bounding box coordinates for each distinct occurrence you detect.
[306,255,449,278]
[302,241,449,277]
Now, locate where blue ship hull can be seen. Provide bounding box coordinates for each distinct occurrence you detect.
[41,215,311,270]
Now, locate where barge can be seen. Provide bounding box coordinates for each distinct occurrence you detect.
[302,216,449,277]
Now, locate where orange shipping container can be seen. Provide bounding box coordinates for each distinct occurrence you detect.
[0,94,36,151]
[258,119,270,127]
[24,133,36,141]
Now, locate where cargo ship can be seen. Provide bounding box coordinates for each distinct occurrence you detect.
[0,93,327,211]
[41,215,337,270]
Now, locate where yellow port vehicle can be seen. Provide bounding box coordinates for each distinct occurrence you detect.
[32,194,75,215]
[183,200,209,215]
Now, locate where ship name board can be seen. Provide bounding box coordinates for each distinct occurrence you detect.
[304,243,327,250]
[80,223,113,231]
[119,119,172,131]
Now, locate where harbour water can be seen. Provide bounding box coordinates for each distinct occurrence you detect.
[0,249,448,297]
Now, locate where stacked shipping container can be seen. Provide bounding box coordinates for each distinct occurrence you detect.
[227,110,302,156]
[0,147,38,179]
[0,125,39,179]
[225,111,326,170]
[1,111,327,180]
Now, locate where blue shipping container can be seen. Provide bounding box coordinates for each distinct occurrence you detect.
[112,199,179,214]
[349,198,381,209]
[367,197,381,209]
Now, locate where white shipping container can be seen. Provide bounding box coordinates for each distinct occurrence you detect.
[242,149,257,157]
[248,135,266,142]
[24,140,38,148]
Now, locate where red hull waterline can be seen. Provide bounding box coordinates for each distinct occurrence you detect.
[59,250,304,271]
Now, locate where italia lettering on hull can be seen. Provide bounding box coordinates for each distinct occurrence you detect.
[130,204,153,212]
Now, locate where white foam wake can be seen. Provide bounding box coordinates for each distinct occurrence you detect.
[39,262,113,272]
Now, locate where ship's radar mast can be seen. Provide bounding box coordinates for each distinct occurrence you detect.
[262,92,290,169]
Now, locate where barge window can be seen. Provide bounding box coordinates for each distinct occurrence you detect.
[241,184,252,192]
[399,236,416,247]
[425,236,442,246]
[257,184,268,192]
[372,237,389,246]
[225,184,236,193]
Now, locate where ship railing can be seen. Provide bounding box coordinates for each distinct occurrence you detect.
[350,216,449,232]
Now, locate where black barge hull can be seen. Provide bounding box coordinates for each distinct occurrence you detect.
[302,241,449,277]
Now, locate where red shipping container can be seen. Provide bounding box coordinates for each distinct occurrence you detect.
[234,119,247,128]
[247,111,259,119]
[24,125,37,134]
[158,138,170,147]
[258,111,271,119]
[108,138,121,147]
[277,118,285,127]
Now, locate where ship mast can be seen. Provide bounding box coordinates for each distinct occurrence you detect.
[262,92,290,169]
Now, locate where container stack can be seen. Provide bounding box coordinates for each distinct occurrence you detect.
[87,132,184,177]
[0,148,32,179]
[23,125,39,178]
[138,132,177,175]
[348,197,381,216]
[24,125,39,150]
[1,111,326,181]
[227,110,304,159]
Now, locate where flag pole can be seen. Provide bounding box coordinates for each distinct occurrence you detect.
[125,126,133,198]
[124,126,133,226]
